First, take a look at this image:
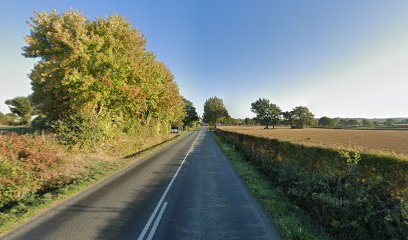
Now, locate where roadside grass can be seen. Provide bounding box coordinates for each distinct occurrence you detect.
[0,131,189,237]
[213,132,332,240]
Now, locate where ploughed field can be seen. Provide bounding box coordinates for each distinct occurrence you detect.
[219,126,408,156]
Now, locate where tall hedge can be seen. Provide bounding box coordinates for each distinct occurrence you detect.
[216,129,408,239]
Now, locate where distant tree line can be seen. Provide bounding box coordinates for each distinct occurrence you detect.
[250,98,315,129]
[202,97,316,129]
[317,117,400,128]
[201,96,406,130]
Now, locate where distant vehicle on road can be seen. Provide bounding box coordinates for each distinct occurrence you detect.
[171,126,183,134]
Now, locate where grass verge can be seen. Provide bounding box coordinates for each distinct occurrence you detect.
[0,131,189,237]
[213,132,332,240]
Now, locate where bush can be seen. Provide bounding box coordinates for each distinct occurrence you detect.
[52,114,113,147]
[216,129,408,239]
[0,133,68,208]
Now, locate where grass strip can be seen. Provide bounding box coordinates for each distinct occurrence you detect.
[213,132,332,240]
[0,131,189,237]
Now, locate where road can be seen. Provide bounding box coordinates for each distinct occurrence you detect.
[4,127,280,240]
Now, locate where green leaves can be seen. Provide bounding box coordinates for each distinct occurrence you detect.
[289,106,315,129]
[5,96,36,124]
[23,10,185,144]
[203,97,230,126]
[251,98,282,129]
[182,97,199,127]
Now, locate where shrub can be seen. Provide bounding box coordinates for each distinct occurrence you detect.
[52,115,104,147]
[0,133,68,208]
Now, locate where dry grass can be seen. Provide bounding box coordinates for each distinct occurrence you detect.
[220,126,408,157]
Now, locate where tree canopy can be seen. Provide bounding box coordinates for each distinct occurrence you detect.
[202,97,229,127]
[290,106,315,129]
[385,119,394,127]
[182,97,199,127]
[361,119,374,128]
[250,98,281,129]
[23,10,185,143]
[318,116,335,128]
[5,96,36,124]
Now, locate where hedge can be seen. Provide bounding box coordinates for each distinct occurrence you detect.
[216,129,408,239]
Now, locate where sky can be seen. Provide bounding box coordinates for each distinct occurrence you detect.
[0,0,407,119]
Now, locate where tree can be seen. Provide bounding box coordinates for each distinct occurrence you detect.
[347,119,360,127]
[318,116,335,128]
[243,117,258,125]
[337,119,349,127]
[5,96,36,124]
[384,119,394,127]
[250,98,281,129]
[332,118,340,126]
[362,119,374,128]
[202,97,229,127]
[23,10,185,143]
[218,116,235,125]
[182,97,199,127]
[291,106,314,129]
[243,118,252,125]
[282,111,293,127]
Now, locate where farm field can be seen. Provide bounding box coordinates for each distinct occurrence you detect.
[219,126,408,156]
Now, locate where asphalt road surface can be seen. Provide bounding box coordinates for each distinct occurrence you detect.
[5,127,280,240]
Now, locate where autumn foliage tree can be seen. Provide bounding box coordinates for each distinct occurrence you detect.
[23,10,185,144]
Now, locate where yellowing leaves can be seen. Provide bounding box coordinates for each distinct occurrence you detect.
[23,10,185,142]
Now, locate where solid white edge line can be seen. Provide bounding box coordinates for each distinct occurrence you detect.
[137,129,202,240]
[146,201,168,240]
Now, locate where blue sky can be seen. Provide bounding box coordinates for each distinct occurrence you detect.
[1,0,407,118]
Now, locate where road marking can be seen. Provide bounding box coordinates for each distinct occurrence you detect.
[137,130,202,240]
[146,201,168,240]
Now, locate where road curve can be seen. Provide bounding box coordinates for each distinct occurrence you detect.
[4,127,280,240]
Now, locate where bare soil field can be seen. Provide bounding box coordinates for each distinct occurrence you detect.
[219,126,408,156]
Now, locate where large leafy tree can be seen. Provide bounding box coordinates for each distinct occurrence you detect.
[202,97,229,127]
[250,98,281,129]
[5,96,36,124]
[23,10,185,141]
[182,97,199,127]
[291,106,315,129]
[282,111,293,127]
[318,116,335,128]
